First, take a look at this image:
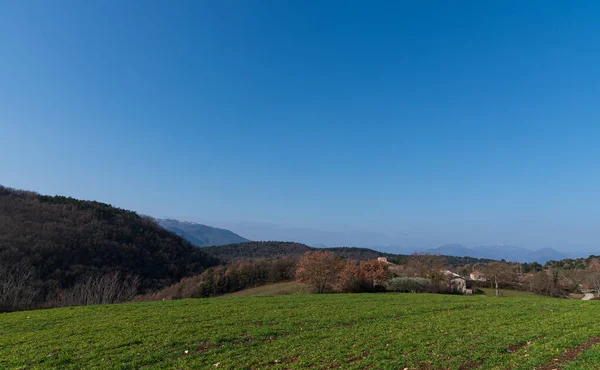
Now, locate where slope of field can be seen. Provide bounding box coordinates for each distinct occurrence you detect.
[2,294,600,369]
[481,288,540,298]
[221,281,307,297]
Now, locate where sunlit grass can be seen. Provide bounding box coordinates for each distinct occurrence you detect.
[221,281,308,297]
[480,288,541,298]
[1,293,599,369]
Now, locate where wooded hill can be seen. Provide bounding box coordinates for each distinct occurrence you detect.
[202,241,398,263]
[202,241,311,262]
[202,240,494,266]
[0,186,220,310]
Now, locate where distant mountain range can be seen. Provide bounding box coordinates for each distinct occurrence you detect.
[159,219,570,263]
[427,244,567,263]
[158,219,249,247]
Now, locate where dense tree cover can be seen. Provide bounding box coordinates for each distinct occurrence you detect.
[203,241,312,262]
[388,254,494,266]
[325,247,395,261]
[203,242,398,264]
[520,262,545,273]
[0,185,220,311]
[544,256,600,270]
[205,241,497,270]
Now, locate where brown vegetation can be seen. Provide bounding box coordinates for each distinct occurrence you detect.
[138,258,298,300]
[295,251,342,293]
[52,272,140,307]
[296,251,390,293]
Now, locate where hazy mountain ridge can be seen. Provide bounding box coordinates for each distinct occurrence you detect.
[158,219,249,247]
[428,244,568,263]
[162,217,571,263]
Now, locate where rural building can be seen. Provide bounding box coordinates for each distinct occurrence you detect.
[442,270,473,294]
[470,271,486,282]
[377,257,390,264]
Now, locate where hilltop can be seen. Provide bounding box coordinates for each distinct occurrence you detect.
[203,241,311,262]
[158,219,249,247]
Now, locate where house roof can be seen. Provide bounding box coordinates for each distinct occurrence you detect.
[442,270,466,280]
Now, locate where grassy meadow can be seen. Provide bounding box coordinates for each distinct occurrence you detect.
[2,293,600,369]
[221,281,308,297]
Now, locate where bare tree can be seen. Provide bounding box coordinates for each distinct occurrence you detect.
[482,262,516,297]
[295,251,342,294]
[531,270,553,296]
[406,253,447,278]
[562,269,587,292]
[405,254,448,292]
[0,261,41,312]
[587,269,600,298]
[55,272,140,307]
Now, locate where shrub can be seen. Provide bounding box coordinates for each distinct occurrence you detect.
[385,276,433,293]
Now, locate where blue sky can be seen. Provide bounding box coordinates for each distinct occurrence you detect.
[1,1,599,252]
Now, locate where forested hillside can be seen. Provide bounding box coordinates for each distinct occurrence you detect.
[0,186,220,311]
[203,241,311,262]
[203,241,398,263]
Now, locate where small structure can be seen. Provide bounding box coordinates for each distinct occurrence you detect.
[470,271,486,282]
[377,257,390,264]
[442,270,473,295]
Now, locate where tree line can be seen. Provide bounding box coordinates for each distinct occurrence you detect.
[143,251,475,300]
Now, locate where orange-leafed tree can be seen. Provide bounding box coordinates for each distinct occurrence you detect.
[295,251,342,294]
[337,259,361,293]
[359,260,391,290]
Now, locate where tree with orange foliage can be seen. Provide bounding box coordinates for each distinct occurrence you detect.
[337,259,361,293]
[359,260,391,290]
[295,251,342,293]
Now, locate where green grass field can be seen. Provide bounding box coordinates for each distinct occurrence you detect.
[480,288,541,298]
[2,293,600,369]
[221,281,308,297]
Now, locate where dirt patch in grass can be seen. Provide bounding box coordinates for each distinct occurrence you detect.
[507,341,529,353]
[538,336,600,370]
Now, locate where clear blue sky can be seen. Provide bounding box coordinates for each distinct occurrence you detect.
[1,1,599,252]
